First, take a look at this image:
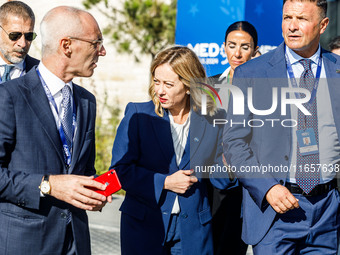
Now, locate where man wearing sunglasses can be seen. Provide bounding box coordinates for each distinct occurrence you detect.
[0,6,107,255]
[0,1,38,83]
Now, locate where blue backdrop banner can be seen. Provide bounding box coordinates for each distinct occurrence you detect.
[175,0,283,76]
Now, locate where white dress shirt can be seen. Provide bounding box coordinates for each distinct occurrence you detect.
[286,45,340,183]
[37,62,76,144]
[0,57,25,81]
[169,111,190,214]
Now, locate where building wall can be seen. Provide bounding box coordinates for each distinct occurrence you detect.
[0,0,152,116]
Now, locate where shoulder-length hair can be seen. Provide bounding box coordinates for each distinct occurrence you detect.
[149,46,217,117]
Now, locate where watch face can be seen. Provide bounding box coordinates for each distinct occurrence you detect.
[41,182,50,194]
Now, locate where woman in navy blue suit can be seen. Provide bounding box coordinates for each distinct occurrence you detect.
[110,46,233,255]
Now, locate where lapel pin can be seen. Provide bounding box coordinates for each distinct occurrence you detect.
[194,137,199,142]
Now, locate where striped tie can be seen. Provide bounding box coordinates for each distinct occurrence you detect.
[2,65,14,82]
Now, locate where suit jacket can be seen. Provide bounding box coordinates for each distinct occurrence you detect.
[0,67,96,254]
[110,101,233,255]
[224,42,340,245]
[24,55,39,72]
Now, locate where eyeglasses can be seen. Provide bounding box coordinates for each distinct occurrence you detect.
[0,25,37,41]
[68,36,104,50]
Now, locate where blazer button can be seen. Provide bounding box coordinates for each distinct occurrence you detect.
[284,155,289,161]
[181,213,188,219]
[279,180,284,185]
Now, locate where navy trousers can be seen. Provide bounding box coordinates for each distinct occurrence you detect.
[253,189,340,255]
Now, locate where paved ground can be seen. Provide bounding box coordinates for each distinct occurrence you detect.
[87,195,123,255]
[87,195,253,255]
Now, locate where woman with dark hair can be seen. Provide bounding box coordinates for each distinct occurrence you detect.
[110,46,234,254]
[209,21,259,255]
[220,21,259,83]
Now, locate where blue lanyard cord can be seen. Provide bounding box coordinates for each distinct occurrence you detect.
[0,61,26,82]
[285,50,322,107]
[36,68,76,166]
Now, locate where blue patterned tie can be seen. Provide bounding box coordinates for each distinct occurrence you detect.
[2,65,14,82]
[295,59,320,194]
[61,85,73,224]
[61,85,73,151]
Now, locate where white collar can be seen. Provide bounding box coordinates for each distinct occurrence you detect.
[38,62,73,96]
[0,56,25,70]
[219,66,232,81]
[286,44,321,66]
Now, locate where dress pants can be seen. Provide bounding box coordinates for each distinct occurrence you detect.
[164,214,182,255]
[253,189,340,255]
[206,181,247,255]
[62,223,77,255]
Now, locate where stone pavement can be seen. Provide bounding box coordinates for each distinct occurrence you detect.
[87,195,123,255]
[87,195,253,255]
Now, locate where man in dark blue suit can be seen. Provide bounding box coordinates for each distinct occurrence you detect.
[0,6,108,255]
[0,1,39,82]
[224,0,340,254]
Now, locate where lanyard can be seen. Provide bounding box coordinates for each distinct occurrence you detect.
[285,50,322,130]
[36,68,76,166]
[0,62,26,82]
[285,50,322,108]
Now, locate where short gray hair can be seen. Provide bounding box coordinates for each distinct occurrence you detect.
[0,1,35,25]
[40,6,85,56]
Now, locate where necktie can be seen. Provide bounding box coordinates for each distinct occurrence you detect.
[295,59,320,194]
[2,65,14,82]
[61,85,73,151]
[61,85,73,225]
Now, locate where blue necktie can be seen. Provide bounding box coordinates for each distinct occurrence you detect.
[2,65,14,82]
[61,85,73,151]
[295,59,320,194]
[61,85,73,224]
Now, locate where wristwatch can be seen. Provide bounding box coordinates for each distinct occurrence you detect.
[39,175,51,195]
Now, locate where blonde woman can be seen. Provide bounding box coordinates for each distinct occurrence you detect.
[110,46,234,254]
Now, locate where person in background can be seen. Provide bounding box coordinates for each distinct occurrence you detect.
[0,6,108,255]
[0,1,38,83]
[110,46,234,255]
[208,20,259,255]
[329,35,340,56]
[252,49,262,58]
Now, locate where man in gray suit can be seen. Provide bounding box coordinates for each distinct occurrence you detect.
[0,1,39,82]
[0,6,107,255]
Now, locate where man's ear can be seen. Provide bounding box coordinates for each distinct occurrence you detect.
[61,38,72,57]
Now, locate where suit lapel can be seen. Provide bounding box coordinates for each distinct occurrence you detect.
[267,43,292,157]
[181,110,206,170]
[70,85,88,171]
[266,42,289,79]
[24,55,39,73]
[20,69,64,163]
[151,110,177,170]
[323,51,340,137]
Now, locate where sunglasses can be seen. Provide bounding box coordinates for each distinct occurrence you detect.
[0,25,37,42]
[68,36,104,50]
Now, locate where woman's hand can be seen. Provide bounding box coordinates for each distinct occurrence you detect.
[164,170,198,194]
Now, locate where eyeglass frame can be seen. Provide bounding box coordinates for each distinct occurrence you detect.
[0,25,37,42]
[67,36,104,50]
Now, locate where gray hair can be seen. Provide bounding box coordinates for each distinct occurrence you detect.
[40,6,85,56]
[0,1,35,25]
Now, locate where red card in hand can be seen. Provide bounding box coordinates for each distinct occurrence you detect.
[92,170,122,196]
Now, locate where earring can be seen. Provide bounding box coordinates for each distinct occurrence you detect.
[186,91,190,95]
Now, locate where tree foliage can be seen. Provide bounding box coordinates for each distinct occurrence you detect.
[83,0,177,61]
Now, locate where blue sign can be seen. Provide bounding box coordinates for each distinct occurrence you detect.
[175,0,283,76]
